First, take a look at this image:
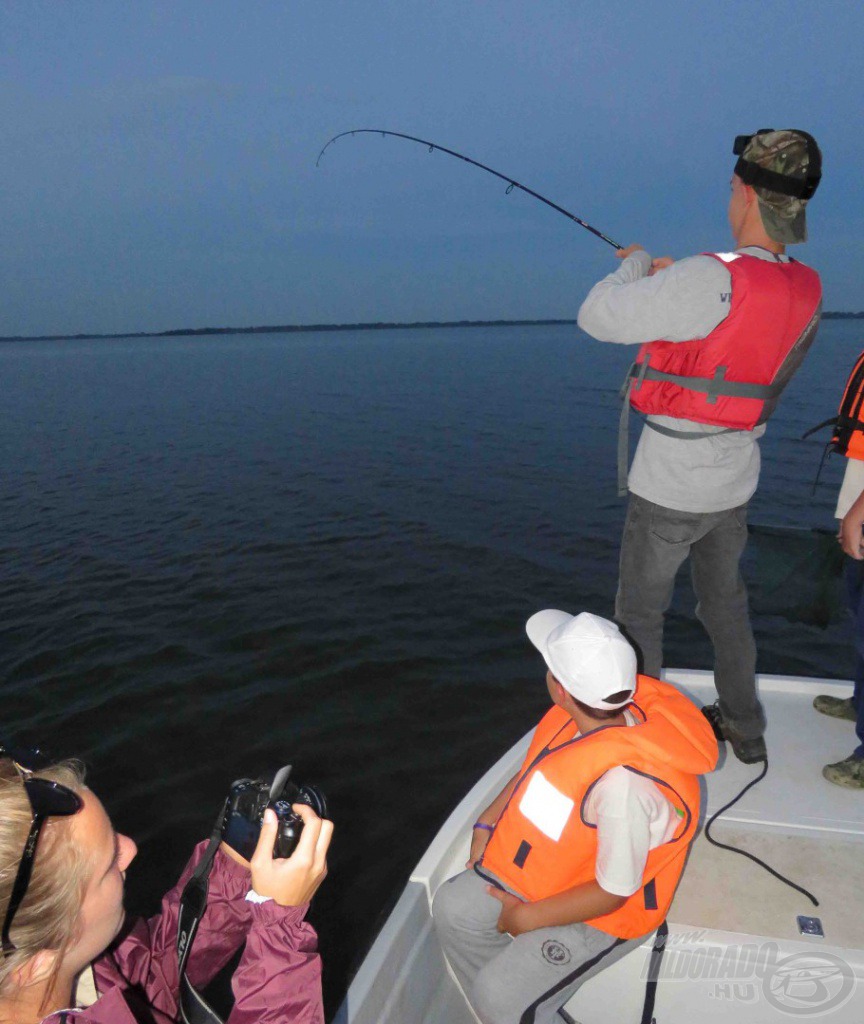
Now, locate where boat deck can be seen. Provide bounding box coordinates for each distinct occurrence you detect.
[335,672,864,1024]
[666,670,863,953]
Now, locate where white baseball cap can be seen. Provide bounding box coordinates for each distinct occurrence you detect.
[526,610,637,710]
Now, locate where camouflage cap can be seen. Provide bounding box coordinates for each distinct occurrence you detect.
[737,130,822,244]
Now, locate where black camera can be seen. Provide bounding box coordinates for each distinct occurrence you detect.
[221,764,328,861]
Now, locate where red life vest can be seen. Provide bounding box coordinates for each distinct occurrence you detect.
[627,253,821,430]
[477,676,718,940]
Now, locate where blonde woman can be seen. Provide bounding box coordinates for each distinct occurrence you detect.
[0,746,332,1024]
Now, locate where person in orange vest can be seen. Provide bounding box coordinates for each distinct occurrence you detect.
[813,352,864,787]
[577,130,822,765]
[432,610,718,1024]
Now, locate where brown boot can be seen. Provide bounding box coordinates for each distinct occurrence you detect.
[822,755,864,789]
[813,695,857,721]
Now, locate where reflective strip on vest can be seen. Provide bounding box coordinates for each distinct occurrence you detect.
[518,771,574,841]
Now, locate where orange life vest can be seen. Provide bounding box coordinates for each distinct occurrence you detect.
[626,253,821,430]
[831,350,864,461]
[477,676,718,940]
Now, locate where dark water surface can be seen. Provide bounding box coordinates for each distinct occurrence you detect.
[1,322,858,1014]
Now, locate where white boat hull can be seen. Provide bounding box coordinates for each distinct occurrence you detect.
[335,672,864,1023]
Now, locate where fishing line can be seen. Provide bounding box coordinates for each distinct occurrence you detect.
[316,128,623,250]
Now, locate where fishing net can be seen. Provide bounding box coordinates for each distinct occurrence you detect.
[746,524,846,628]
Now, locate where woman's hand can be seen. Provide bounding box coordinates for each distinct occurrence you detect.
[249,804,333,906]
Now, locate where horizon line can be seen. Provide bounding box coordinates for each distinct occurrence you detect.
[2,311,862,343]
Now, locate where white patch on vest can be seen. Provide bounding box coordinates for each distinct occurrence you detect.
[518,771,574,841]
[713,252,741,263]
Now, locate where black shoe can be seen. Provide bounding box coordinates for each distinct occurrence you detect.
[701,702,767,764]
[701,703,725,742]
[726,733,767,764]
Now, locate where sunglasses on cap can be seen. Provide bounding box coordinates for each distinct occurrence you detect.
[732,127,775,156]
[1,743,83,956]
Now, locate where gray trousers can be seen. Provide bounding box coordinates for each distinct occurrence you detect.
[432,870,645,1024]
[615,493,764,740]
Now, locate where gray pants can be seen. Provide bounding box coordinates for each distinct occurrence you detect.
[432,870,645,1024]
[615,493,764,740]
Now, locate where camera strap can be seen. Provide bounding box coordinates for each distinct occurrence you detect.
[177,801,230,1024]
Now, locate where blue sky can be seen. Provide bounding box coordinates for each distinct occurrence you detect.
[1,1,861,335]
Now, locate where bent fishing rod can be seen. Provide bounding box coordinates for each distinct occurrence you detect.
[316,129,623,251]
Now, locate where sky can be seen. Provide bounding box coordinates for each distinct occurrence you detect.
[1,1,862,336]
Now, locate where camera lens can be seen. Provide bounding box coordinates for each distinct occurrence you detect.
[297,784,327,820]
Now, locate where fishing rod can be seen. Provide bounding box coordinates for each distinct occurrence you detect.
[316,129,623,251]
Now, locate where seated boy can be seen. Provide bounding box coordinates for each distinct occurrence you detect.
[433,610,718,1024]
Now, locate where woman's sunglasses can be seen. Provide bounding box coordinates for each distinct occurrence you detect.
[1,743,83,956]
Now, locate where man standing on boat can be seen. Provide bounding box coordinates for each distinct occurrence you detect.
[577,129,822,763]
[813,350,864,788]
[433,610,717,1024]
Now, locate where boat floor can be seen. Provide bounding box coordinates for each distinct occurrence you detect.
[665,670,863,950]
[336,671,864,1024]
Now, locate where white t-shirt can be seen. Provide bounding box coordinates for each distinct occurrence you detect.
[835,457,864,519]
[581,710,682,897]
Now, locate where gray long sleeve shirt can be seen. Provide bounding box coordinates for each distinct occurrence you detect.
[577,246,791,513]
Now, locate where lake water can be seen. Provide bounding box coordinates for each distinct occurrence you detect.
[1,320,859,1013]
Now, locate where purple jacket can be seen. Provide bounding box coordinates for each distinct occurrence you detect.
[43,842,324,1024]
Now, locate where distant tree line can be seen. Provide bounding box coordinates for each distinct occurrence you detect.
[2,312,862,344]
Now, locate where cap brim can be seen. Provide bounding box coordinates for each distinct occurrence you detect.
[526,609,572,658]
